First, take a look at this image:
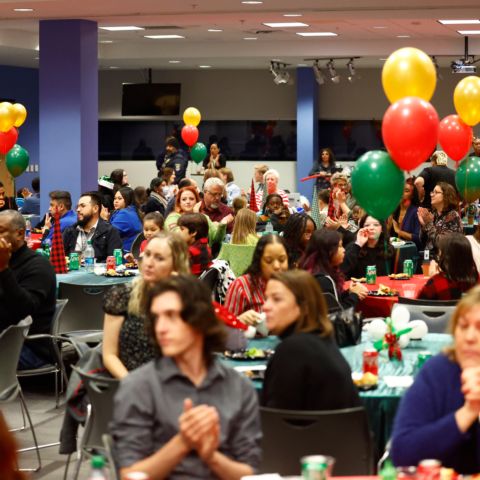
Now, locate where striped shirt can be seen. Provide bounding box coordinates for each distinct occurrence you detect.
[255,189,290,209]
[224,274,266,316]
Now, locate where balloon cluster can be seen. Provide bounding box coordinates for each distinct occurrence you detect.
[0,101,29,177]
[181,107,207,165]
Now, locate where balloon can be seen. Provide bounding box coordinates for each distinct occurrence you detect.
[454,76,480,126]
[0,102,16,133]
[351,150,404,220]
[6,144,29,177]
[190,142,207,164]
[456,156,480,202]
[12,103,27,128]
[438,114,473,162]
[382,97,439,171]
[183,107,201,127]
[382,47,437,103]
[181,125,199,147]
[0,127,18,154]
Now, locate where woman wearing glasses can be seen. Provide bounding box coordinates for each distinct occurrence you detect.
[417,182,463,255]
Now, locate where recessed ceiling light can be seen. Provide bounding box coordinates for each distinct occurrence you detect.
[144,35,185,39]
[109,66,119,69]
[241,1,263,4]
[373,26,387,29]
[263,22,309,28]
[208,29,223,32]
[199,65,211,68]
[380,58,388,61]
[169,60,181,63]
[243,37,257,40]
[297,63,308,66]
[283,14,302,17]
[396,35,411,38]
[34,56,39,60]
[13,8,33,12]
[100,26,144,31]
[99,40,113,44]
[296,32,338,37]
[458,30,480,35]
[439,19,480,25]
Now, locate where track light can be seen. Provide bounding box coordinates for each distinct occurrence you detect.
[347,58,356,82]
[326,59,340,83]
[313,61,326,85]
[270,61,290,85]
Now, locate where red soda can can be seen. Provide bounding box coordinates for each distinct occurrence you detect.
[106,256,116,271]
[417,459,441,480]
[363,349,379,376]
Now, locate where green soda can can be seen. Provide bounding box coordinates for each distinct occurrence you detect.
[417,351,432,369]
[366,265,377,285]
[301,455,333,480]
[113,248,123,266]
[69,252,80,270]
[403,259,414,278]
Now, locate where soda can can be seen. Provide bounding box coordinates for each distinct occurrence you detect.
[113,248,123,266]
[301,455,333,480]
[403,259,414,277]
[417,351,433,369]
[106,256,116,271]
[363,349,379,376]
[69,253,80,270]
[417,459,441,480]
[366,265,377,285]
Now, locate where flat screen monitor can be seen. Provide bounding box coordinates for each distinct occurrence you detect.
[121,83,181,116]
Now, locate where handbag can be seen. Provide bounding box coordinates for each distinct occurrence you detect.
[329,306,363,348]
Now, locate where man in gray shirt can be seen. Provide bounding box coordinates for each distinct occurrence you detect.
[110,275,261,479]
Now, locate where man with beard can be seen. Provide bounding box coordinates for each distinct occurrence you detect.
[199,178,234,235]
[62,191,122,262]
[157,136,188,184]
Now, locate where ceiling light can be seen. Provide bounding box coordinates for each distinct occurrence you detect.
[144,35,185,39]
[241,1,263,3]
[263,22,309,28]
[297,63,308,67]
[346,58,356,83]
[243,37,257,40]
[169,60,181,63]
[34,45,39,51]
[100,26,144,31]
[296,32,337,37]
[109,66,119,69]
[270,61,290,85]
[326,59,340,84]
[313,61,326,85]
[13,8,33,12]
[283,14,302,17]
[373,26,387,29]
[397,35,411,38]
[99,40,113,44]
[458,30,480,35]
[438,19,480,25]
[208,29,223,32]
[199,65,211,68]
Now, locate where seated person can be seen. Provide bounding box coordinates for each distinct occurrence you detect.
[110,275,261,479]
[219,167,241,206]
[41,190,77,243]
[255,169,289,208]
[0,210,56,369]
[0,181,17,212]
[391,285,480,474]
[138,211,164,255]
[177,213,213,277]
[230,208,258,246]
[262,270,361,410]
[62,191,123,262]
[282,213,316,268]
[20,177,40,215]
[418,233,478,301]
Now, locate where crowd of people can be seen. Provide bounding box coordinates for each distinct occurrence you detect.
[2,137,480,478]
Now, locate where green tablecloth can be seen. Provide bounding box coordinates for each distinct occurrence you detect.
[56,268,136,287]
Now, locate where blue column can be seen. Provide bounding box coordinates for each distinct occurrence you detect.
[296,67,318,201]
[39,20,98,215]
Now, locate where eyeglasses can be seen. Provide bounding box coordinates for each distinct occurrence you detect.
[206,191,222,198]
[431,190,443,196]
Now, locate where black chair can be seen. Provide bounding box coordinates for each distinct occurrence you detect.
[259,406,374,476]
[130,232,145,260]
[199,267,220,294]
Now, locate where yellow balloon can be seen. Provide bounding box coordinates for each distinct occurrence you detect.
[0,102,15,133]
[454,76,480,126]
[12,103,27,128]
[382,47,437,103]
[183,107,201,127]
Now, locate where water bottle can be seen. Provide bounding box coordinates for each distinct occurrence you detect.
[87,455,108,479]
[84,240,96,273]
[264,221,274,234]
[25,219,31,242]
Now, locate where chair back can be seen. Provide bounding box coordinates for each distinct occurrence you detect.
[217,243,256,277]
[199,267,220,292]
[51,298,69,335]
[57,283,110,334]
[395,298,457,333]
[73,367,119,452]
[0,317,32,401]
[102,434,120,480]
[130,232,145,260]
[259,406,374,476]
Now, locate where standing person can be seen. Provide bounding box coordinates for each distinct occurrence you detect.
[157,136,188,184]
[62,191,123,262]
[219,167,241,206]
[20,177,40,215]
[41,190,77,243]
[309,148,337,190]
[253,164,269,194]
[110,275,261,479]
[415,151,456,208]
[203,143,226,170]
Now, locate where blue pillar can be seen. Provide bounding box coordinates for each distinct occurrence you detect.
[296,67,318,201]
[39,20,98,215]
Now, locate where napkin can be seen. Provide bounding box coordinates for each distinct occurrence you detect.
[384,375,414,388]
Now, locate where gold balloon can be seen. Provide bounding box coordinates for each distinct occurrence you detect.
[382,47,437,103]
[12,103,27,128]
[453,76,480,126]
[183,107,201,127]
[0,102,15,133]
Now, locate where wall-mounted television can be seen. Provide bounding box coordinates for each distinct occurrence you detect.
[121,83,181,116]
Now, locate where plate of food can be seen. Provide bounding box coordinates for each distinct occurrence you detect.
[390,237,406,247]
[223,347,274,361]
[103,269,137,277]
[352,372,378,391]
[388,273,411,281]
[368,284,398,297]
[351,277,366,283]
[234,365,266,381]
[124,261,139,270]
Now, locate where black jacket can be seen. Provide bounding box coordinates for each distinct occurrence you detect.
[62,218,123,262]
[0,244,56,360]
[314,273,359,310]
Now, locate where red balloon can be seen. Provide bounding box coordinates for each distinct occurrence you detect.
[0,127,18,154]
[181,125,199,147]
[382,97,439,171]
[438,114,472,162]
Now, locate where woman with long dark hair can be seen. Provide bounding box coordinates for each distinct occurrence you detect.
[391,177,421,247]
[309,147,337,190]
[143,177,168,215]
[282,213,316,268]
[110,168,129,192]
[300,230,368,309]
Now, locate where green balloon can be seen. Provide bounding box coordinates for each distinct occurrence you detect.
[351,150,404,220]
[456,156,480,203]
[6,144,29,178]
[190,142,207,164]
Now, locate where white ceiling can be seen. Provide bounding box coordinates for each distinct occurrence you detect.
[0,0,479,70]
